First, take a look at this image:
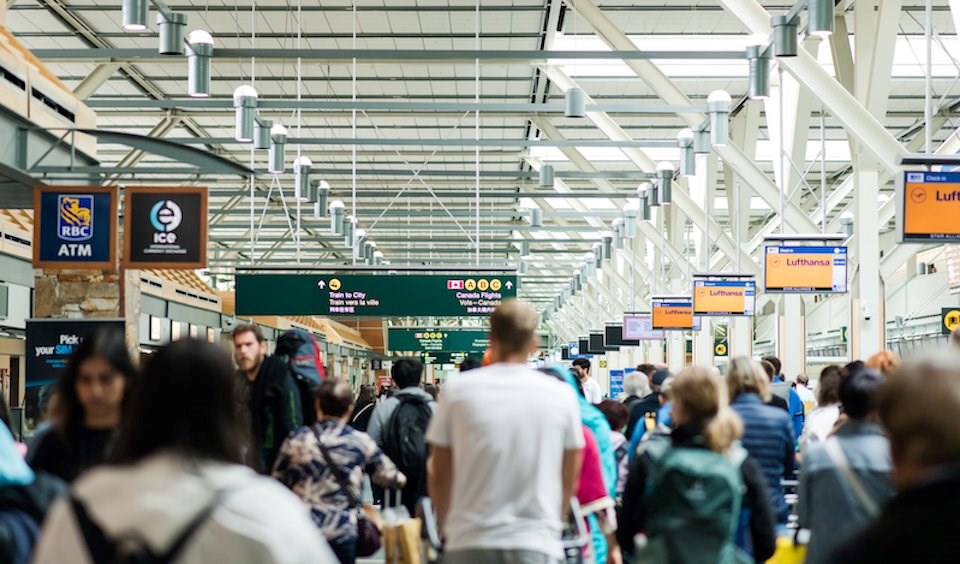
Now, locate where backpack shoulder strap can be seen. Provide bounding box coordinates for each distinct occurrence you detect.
[71,491,224,564]
[156,492,224,563]
[824,437,880,518]
[70,495,117,563]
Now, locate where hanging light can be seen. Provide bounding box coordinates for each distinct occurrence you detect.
[329,200,346,235]
[519,240,531,258]
[355,228,367,250]
[639,188,652,221]
[808,0,834,37]
[528,206,543,227]
[122,0,148,31]
[593,243,603,268]
[772,15,799,57]
[623,203,639,238]
[373,250,385,266]
[641,180,659,208]
[157,12,187,55]
[583,252,596,277]
[254,118,272,150]
[612,218,625,250]
[294,156,313,201]
[539,164,555,188]
[518,260,528,276]
[840,211,854,236]
[186,30,214,98]
[233,85,258,142]
[343,215,355,248]
[601,231,613,260]
[312,180,330,213]
[693,125,711,155]
[268,124,288,174]
[364,241,377,263]
[657,162,675,206]
[707,90,732,146]
[747,45,771,100]
[564,87,586,118]
[677,128,695,176]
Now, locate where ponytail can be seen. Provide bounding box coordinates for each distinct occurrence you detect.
[703,406,743,453]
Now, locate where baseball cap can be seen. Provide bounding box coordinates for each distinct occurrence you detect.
[652,368,671,387]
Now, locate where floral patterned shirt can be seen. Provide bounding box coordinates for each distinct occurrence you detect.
[272,420,403,541]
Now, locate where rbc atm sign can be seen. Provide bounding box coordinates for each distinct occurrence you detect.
[34,186,118,269]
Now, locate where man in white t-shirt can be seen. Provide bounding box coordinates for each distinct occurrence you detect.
[426,300,584,564]
[573,357,604,404]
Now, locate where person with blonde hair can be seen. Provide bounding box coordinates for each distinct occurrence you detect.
[618,367,776,563]
[726,357,795,526]
[864,350,900,378]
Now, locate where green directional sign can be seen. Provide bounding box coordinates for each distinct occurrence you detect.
[420,351,477,365]
[235,274,518,317]
[388,329,489,352]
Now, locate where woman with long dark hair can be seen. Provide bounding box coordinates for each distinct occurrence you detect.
[28,329,135,482]
[349,384,377,432]
[33,339,335,563]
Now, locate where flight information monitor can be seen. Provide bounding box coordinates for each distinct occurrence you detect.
[651,296,694,330]
[622,315,665,341]
[765,246,848,293]
[899,171,960,242]
[693,277,756,316]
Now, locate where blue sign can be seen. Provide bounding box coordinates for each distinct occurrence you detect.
[609,367,635,399]
[35,186,117,269]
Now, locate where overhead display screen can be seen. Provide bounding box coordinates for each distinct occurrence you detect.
[623,315,665,341]
[651,297,694,330]
[764,246,848,293]
[693,277,756,316]
[236,274,517,317]
[605,325,640,348]
[899,171,960,242]
[588,333,605,354]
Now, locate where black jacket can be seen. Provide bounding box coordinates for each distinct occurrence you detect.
[830,467,960,563]
[0,472,67,564]
[349,401,376,433]
[625,392,660,441]
[617,423,777,563]
[246,356,304,473]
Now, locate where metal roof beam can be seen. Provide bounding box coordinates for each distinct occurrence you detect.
[715,0,907,173]
[32,48,747,63]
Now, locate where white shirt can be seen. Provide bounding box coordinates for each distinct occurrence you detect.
[795,383,816,406]
[582,376,604,404]
[33,453,336,564]
[800,404,841,453]
[426,363,584,558]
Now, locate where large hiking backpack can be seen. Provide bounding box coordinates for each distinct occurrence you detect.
[382,394,433,477]
[637,437,750,564]
[275,329,327,426]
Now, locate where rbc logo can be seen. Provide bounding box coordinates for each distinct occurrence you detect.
[58,195,94,241]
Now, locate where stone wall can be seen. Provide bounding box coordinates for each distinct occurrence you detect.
[34,269,120,318]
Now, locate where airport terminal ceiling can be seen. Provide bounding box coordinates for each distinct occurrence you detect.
[4,0,959,331]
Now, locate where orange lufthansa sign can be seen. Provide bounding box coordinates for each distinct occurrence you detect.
[693,280,755,316]
[652,299,694,330]
[765,246,846,292]
[903,172,960,241]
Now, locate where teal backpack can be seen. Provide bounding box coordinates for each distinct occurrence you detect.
[635,437,751,564]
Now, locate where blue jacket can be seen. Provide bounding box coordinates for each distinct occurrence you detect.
[731,393,795,523]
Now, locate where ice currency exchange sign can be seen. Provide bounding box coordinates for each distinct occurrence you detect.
[124,186,208,269]
[235,274,518,317]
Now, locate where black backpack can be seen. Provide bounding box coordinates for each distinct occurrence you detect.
[70,492,222,564]
[382,395,433,476]
[274,329,326,426]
